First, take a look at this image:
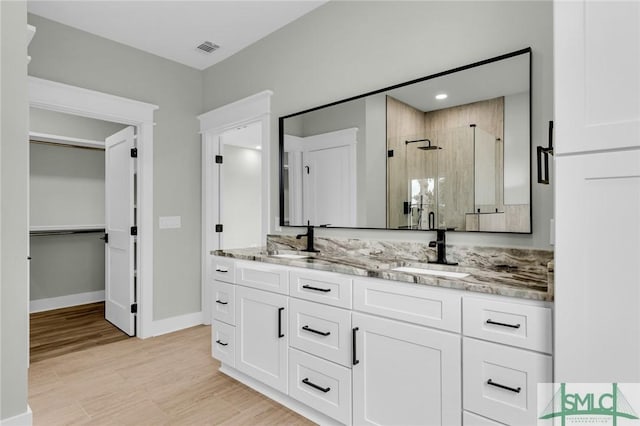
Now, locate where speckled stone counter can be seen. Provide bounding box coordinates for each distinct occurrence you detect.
[212,236,554,302]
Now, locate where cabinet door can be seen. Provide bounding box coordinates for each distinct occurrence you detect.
[235,285,289,393]
[352,313,461,426]
[555,151,640,382]
[555,1,640,154]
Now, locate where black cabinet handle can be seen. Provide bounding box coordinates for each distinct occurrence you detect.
[302,284,331,293]
[486,319,521,329]
[278,307,285,338]
[215,268,228,273]
[302,378,330,393]
[487,379,521,393]
[302,325,331,336]
[215,339,228,346]
[352,327,360,365]
[215,300,228,305]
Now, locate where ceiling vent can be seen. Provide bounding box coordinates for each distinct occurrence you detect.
[196,41,220,54]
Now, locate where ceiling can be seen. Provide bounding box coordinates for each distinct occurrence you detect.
[27,1,327,70]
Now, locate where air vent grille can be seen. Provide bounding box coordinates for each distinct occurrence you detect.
[196,41,220,54]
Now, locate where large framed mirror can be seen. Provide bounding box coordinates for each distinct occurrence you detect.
[279,48,531,233]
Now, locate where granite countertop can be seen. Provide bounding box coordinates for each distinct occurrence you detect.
[212,247,553,302]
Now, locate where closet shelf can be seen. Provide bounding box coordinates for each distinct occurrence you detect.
[30,224,105,232]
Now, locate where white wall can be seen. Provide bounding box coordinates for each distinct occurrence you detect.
[1,0,30,421]
[365,94,387,228]
[30,107,126,141]
[504,92,530,205]
[203,0,554,248]
[28,13,204,320]
[220,144,262,249]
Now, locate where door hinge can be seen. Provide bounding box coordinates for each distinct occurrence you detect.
[131,303,138,314]
[215,224,223,233]
[130,226,138,236]
[131,148,138,158]
[102,233,109,244]
[215,155,223,164]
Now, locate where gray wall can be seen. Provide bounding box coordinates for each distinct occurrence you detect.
[1,1,29,420]
[30,107,126,141]
[203,0,554,248]
[28,13,204,320]
[29,112,112,302]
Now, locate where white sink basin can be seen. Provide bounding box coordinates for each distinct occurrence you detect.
[392,266,470,279]
[270,253,311,260]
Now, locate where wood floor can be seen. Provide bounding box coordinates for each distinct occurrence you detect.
[29,324,315,425]
[30,302,130,363]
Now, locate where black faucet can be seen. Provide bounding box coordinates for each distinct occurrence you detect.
[428,229,458,266]
[296,222,320,253]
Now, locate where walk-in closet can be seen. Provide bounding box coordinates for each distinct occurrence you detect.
[29,108,130,362]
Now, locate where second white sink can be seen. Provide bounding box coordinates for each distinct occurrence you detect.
[392,266,470,279]
[270,253,311,260]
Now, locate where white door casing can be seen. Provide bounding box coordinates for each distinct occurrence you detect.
[198,90,272,325]
[105,126,136,336]
[28,76,157,338]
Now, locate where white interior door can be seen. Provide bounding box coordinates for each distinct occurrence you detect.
[105,126,136,336]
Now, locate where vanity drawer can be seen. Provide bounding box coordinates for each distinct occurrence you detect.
[288,348,352,425]
[463,411,505,426]
[213,281,235,325]
[235,260,289,295]
[289,269,352,309]
[463,296,552,353]
[463,337,552,426]
[212,256,235,284]
[353,277,461,332]
[212,320,235,367]
[289,298,352,367]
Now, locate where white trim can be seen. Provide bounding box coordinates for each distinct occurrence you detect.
[30,224,104,232]
[198,91,272,324]
[151,311,203,337]
[30,291,105,313]
[29,131,104,149]
[1,406,32,426]
[28,77,156,339]
[197,90,273,132]
[220,365,340,426]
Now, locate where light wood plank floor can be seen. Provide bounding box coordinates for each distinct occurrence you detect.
[29,325,315,425]
[30,302,130,363]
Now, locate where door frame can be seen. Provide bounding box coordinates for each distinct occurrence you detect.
[198,90,273,324]
[28,76,158,338]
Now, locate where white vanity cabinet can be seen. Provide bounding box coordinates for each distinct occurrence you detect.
[210,256,553,426]
[235,282,289,394]
[352,312,461,426]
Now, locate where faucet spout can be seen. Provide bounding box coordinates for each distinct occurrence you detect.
[296,223,320,253]
[428,229,458,266]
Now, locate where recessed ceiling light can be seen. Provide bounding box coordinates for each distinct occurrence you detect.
[435,93,448,100]
[255,145,262,150]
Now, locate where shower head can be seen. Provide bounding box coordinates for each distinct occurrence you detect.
[405,138,441,150]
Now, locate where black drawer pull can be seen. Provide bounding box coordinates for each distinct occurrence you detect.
[302,325,331,336]
[215,268,228,273]
[352,327,360,365]
[302,378,330,393]
[487,379,521,393]
[278,307,285,338]
[215,339,228,346]
[486,319,521,329]
[215,300,228,305]
[302,284,331,293]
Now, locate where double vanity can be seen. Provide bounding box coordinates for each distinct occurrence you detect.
[209,236,553,425]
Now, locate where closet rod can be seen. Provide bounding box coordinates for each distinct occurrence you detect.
[30,228,105,237]
[29,140,105,151]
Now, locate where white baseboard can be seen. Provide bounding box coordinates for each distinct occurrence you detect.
[151,311,203,337]
[30,290,105,313]
[1,405,32,426]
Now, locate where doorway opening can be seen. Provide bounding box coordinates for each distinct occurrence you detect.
[28,109,139,361]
